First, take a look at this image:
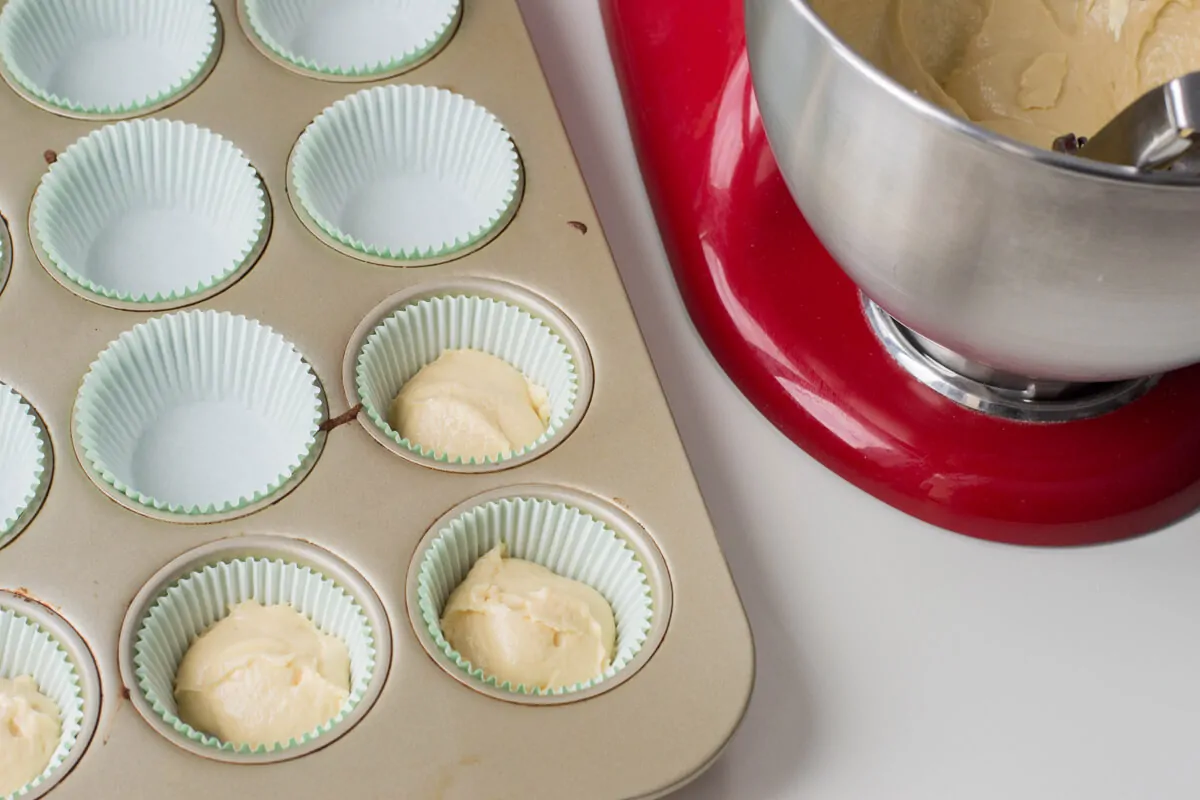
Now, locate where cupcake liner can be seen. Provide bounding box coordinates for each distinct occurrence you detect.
[0,604,86,799]
[244,0,461,78]
[33,119,267,306]
[415,495,655,697]
[131,555,377,755]
[0,385,48,547]
[73,309,323,517]
[356,293,578,466]
[290,84,523,263]
[0,0,218,117]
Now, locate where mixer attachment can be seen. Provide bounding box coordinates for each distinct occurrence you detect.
[1054,71,1200,173]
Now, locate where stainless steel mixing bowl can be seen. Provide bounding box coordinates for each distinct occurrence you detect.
[745,0,1200,383]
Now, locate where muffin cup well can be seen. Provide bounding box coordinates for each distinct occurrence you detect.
[407,486,673,705]
[32,119,269,309]
[0,591,101,800]
[0,384,51,550]
[119,535,390,764]
[289,84,523,266]
[0,0,220,119]
[345,278,592,473]
[0,212,11,299]
[72,310,325,523]
[240,0,461,80]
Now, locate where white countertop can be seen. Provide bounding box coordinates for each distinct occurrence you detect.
[518,2,1200,798]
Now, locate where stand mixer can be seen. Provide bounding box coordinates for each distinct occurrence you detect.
[602,0,1200,546]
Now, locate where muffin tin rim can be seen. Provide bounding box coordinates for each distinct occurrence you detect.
[0,589,102,800]
[0,0,757,791]
[0,383,53,551]
[235,0,464,83]
[0,210,10,298]
[404,483,675,706]
[0,0,225,122]
[285,84,526,268]
[70,311,330,524]
[116,533,394,765]
[27,133,275,312]
[341,276,595,474]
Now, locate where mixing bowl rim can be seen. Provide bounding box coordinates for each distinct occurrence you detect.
[761,0,1200,188]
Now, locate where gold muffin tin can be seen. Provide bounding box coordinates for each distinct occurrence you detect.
[0,0,755,797]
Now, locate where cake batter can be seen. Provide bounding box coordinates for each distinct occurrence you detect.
[812,0,1200,148]
[441,545,617,690]
[174,601,351,749]
[0,675,60,795]
[389,349,551,462]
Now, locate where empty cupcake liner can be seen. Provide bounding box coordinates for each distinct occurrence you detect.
[290,84,523,264]
[414,494,656,698]
[0,385,49,549]
[0,0,219,118]
[73,309,324,518]
[355,291,579,467]
[0,602,88,799]
[130,553,379,757]
[243,0,461,79]
[33,119,268,306]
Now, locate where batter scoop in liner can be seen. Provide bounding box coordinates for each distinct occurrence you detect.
[440,544,618,691]
[173,600,351,749]
[388,348,551,463]
[0,675,60,796]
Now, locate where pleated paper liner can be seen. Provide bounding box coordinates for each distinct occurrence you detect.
[0,384,51,551]
[406,486,673,705]
[72,310,326,524]
[0,591,101,799]
[239,0,462,81]
[288,84,524,266]
[0,0,220,120]
[345,278,593,473]
[119,535,391,764]
[31,119,270,311]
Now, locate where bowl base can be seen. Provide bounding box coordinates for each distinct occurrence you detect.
[863,298,1160,423]
[604,0,1200,547]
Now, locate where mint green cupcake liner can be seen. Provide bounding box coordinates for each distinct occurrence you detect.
[355,292,579,467]
[130,553,379,759]
[0,0,219,118]
[73,309,324,519]
[0,600,91,800]
[243,0,461,79]
[415,495,655,699]
[290,84,523,264]
[0,384,49,549]
[33,119,267,306]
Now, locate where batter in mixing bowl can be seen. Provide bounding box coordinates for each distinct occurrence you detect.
[812,0,1200,148]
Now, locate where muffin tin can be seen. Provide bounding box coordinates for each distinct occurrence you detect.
[0,0,754,798]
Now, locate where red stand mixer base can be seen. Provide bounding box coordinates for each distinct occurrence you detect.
[602,0,1200,546]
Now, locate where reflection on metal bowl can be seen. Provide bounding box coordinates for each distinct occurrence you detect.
[745,0,1200,383]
